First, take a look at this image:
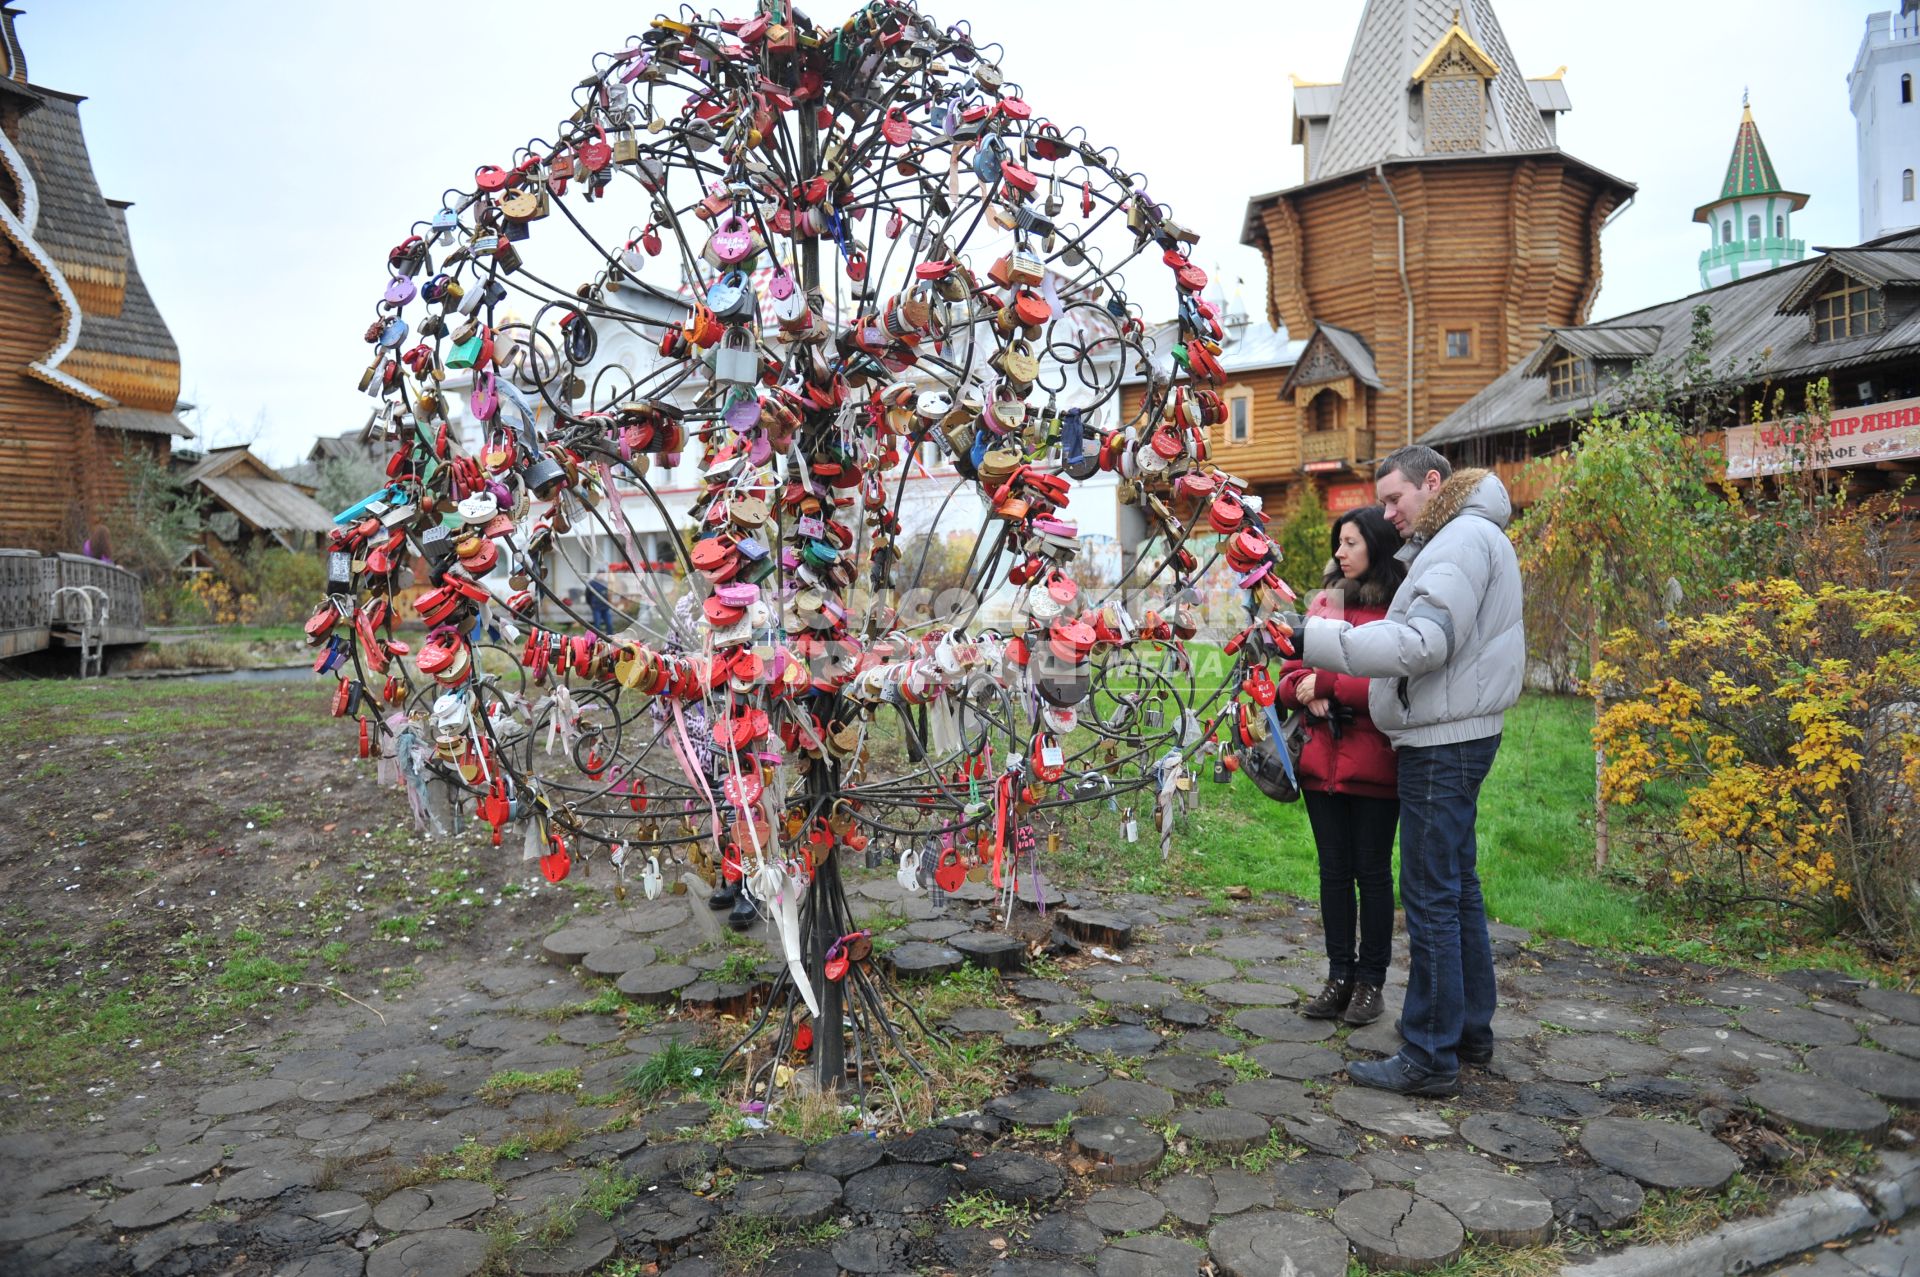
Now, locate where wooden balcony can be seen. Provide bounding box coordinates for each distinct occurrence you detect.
[1300,428,1374,471]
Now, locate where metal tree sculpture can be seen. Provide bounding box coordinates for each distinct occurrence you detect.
[316,0,1297,1112]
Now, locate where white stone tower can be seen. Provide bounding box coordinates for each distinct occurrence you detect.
[1693,99,1808,289]
[1850,5,1920,241]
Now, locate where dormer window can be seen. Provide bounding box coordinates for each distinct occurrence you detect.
[1547,352,1592,401]
[1811,279,1884,343]
[1412,20,1499,155]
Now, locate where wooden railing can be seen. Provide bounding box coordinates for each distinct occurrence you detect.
[0,550,147,660]
[1300,428,1375,469]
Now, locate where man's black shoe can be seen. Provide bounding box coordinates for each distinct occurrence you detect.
[708,881,739,911]
[1347,1053,1458,1097]
[1393,1018,1494,1066]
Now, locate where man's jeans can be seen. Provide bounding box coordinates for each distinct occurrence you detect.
[1396,734,1502,1075]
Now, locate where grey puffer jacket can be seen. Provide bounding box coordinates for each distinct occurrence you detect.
[1298,468,1524,748]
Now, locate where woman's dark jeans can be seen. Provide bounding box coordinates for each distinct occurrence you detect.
[1302,789,1399,988]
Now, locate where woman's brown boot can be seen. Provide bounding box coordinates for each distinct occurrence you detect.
[1341,984,1384,1026]
[1301,979,1354,1019]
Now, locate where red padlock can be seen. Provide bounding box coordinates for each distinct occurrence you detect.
[540,833,572,883]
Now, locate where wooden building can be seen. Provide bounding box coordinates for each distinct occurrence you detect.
[176,447,335,554]
[1426,230,1920,544]
[1236,0,1634,506]
[0,5,188,552]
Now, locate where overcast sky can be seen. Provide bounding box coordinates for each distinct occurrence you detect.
[16,0,1891,466]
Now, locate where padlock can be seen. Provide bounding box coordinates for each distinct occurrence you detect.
[1122,808,1139,843]
[712,327,759,388]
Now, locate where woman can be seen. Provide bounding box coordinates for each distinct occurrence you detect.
[1278,505,1406,1027]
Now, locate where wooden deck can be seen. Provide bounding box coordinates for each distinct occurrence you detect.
[0,549,148,659]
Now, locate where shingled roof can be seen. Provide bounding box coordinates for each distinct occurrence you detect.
[1309,0,1553,182]
[1423,230,1920,447]
[10,89,126,287]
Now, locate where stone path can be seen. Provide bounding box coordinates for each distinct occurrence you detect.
[3,874,1917,1276]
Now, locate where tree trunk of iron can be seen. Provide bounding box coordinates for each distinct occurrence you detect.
[1590,617,1610,872]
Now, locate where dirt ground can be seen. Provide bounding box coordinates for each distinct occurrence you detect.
[0,677,585,1125]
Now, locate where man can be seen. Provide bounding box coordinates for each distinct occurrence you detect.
[587,570,615,634]
[1286,445,1524,1096]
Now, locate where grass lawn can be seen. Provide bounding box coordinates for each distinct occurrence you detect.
[1069,691,1670,954]
[1182,692,1665,950]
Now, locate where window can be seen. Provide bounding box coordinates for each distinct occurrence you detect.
[1229,395,1251,443]
[1445,329,1472,359]
[1721,219,1733,244]
[1775,216,1785,237]
[1424,75,1487,152]
[1748,214,1762,241]
[1812,278,1885,343]
[1547,352,1592,402]
[1905,169,1916,202]
[1903,73,1913,104]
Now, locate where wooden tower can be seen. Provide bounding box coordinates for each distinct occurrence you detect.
[0,4,188,552]
[1242,0,1635,491]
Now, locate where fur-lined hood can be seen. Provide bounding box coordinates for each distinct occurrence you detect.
[1413,467,1512,541]
[1316,561,1397,609]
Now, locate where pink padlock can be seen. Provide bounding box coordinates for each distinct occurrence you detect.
[709,215,755,266]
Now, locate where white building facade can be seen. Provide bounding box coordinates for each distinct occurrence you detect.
[1850,7,1920,242]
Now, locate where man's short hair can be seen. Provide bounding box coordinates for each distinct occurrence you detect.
[1376,445,1452,486]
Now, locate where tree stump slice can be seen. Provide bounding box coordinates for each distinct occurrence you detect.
[1155,1173,1216,1227]
[611,1188,718,1248]
[511,1215,617,1275]
[1083,1187,1166,1233]
[986,1088,1080,1128]
[1170,1108,1270,1154]
[1806,1045,1920,1102]
[1513,1082,1612,1121]
[724,1133,808,1173]
[1070,1025,1163,1057]
[1219,1079,1314,1120]
[1525,1167,1644,1233]
[1232,1009,1331,1041]
[804,1132,885,1179]
[1869,1024,1920,1059]
[1738,1006,1859,1047]
[678,978,764,1017]
[1097,1233,1201,1277]
[842,1163,956,1214]
[952,930,1027,972]
[1335,1188,1464,1272]
[1207,1210,1349,1277]
[366,1228,491,1277]
[883,1127,963,1165]
[1579,1117,1740,1191]
[541,923,625,965]
[372,1180,495,1232]
[1458,1111,1566,1163]
[1857,988,1920,1024]
[1078,1080,1176,1121]
[615,963,696,1002]
[1068,1116,1165,1183]
[1138,1054,1235,1095]
[580,942,658,976]
[964,1150,1066,1205]
[887,942,966,979]
[1270,1155,1373,1211]
[1413,1170,1555,1246]
[1743,1072,1891,1139]
[1058,910,1134,948]
[1026,1059,1107,1090]
[1248,1041,1342,1079]
[730,1171,842,1225]
[1206,984,1302,1009]
[1330,1088,1455,1140]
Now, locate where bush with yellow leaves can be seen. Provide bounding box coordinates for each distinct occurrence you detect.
[1596,579,1919,955]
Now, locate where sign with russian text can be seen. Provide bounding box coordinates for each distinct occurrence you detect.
[1325,481,1374,513]
[1724,396,1920,479]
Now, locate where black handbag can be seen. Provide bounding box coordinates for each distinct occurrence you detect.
[1239,711,1307,804]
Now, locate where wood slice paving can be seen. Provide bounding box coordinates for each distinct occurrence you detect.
[11,878,1920,1277]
